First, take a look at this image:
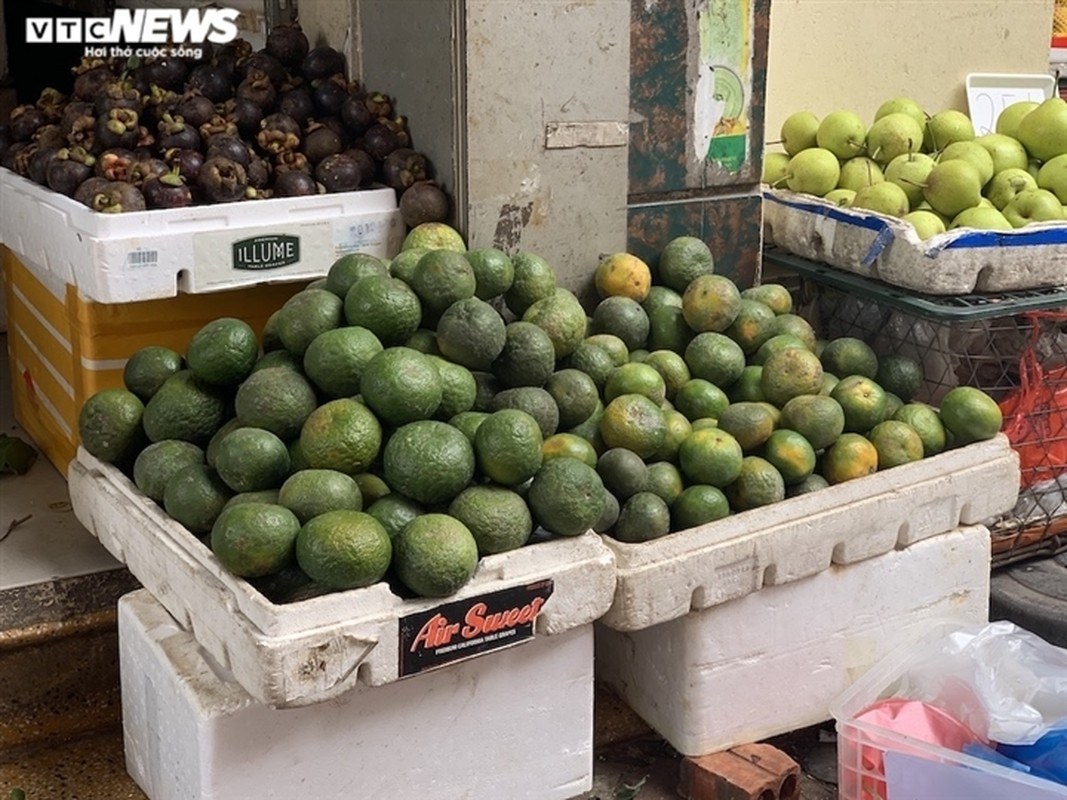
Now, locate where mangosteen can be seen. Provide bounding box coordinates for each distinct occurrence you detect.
[73,176,112,206]
[344,148,379,186]
[361,123,400,161]
[60,101,94,137]
[94,80,143,117]
[35,88,68,122]
[88,181,147,213]
[312,74,348,117]
[95,108,141,151]
[135,126,157,151]
[257,113,302,154]
[95,148,135,182]
[226,98,262,138]
[265,21,309,68]
[165,148,204,184]
[301,46,345,83]
[9,105,47,142]
[247,156,272,189]
[174,93,216,129]
[46,148,94,196]
[212,39,252,76]
[340,95,374,137]
[244,187,272,201]
[383,116,412,149]
[186,64,233,104]
[197,156,248,203]
[11,143,39,177]
[236,69,277,111]
[28,146,60,185]
[272,169,318,197]
[278,88,315,125]
[399,180,450,227]
[142,85,180,130]
[382,148,428,191]
[364,92,393,119]
[304,122,343,164]
[1,142,29,173]
[66,114,98,154]
[73,65,114,101]
[143,168,194,209]
[314,153,361,193]
[142,57,189,92]
[33,124,67,151]
[274,150,310,174]
[156,113,200,152]
[129,157,169,188]
[199,114,238,140]
[206,133,252,167]
[238,51,288,89]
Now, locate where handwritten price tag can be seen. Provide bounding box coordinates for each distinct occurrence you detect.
[966,73,1056,135]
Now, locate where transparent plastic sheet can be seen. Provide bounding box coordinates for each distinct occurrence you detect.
[894,621,1067,746]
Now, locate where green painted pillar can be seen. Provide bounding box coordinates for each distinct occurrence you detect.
[627,0,771,288]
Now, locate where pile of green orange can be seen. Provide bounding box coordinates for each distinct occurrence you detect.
[78,224,1004,601]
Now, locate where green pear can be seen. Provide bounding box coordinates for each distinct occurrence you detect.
[985,168,1037,209]
[923,159,983,217]
[1002,188,1065,228]
[938,141,995,187]
[1016,98,1067,163]
[824,188,856,207]
[995,100,1038,139]
[816,110,867,159]
[950,206,1013,231]
[972,133,1030,175]
[866,112,924,166]
[904,210,947,240]
[923,109,975,153]
[837,156,885,192]
[885,152,936,210]
[874,97,927,130]
[1037,153,1067,204]
[780,111,820,156]
[785,147,841,196]
[851,182,910,217]
[763,151,791,187]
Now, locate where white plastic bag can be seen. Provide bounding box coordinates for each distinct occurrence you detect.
[896,621,1067,745]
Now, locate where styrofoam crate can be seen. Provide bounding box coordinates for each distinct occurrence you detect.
[0,168,404,304]
[763,187,1067,294]
[595,525,993,758]
[831,620,1067,799]
[69,449,616,708]
[599,434,1019,632]
[119,590,595,800]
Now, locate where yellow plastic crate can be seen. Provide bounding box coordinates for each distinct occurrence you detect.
[2,247,304,475]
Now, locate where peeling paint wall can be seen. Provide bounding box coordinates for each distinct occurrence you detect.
[765,0,1056,139]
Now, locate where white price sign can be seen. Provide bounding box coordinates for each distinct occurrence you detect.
[966,73,1056,135]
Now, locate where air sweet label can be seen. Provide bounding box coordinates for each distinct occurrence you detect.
[398,579,554,677]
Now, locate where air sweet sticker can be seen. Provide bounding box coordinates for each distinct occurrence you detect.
[398,579,554,677]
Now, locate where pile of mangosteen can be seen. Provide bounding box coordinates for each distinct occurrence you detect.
[0,20,449,227]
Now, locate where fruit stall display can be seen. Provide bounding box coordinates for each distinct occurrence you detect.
[74,222,1010,608]
[761,94,1067,294]
[0,22,447,225]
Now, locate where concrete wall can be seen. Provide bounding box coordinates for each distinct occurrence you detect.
[765,0,1056,140]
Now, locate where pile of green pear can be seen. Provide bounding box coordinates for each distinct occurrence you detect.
[763,96,1067,240]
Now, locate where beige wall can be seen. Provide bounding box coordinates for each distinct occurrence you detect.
[765,0,1055,140]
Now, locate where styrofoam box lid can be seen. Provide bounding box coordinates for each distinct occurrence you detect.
[0,168,404,303]
[763,187,1067,295]
[68,448,617,706]
[599,435,1020,631]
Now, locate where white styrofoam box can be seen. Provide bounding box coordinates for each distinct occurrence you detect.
[600,435,1019,632]
[0,168,404,304]
[69,448,616,708]
[763,187,1067,294]
[595,525,992,758]
[832,620,1067,800]
[119,590,595,800]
